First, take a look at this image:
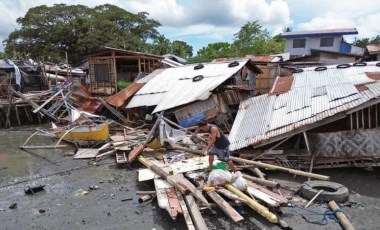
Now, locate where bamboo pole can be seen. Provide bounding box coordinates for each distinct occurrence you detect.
[224,184,278,224]
[242,174,280,189]
[328,200,356,230]
[230,157,330,181]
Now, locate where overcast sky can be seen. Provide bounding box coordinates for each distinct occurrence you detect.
[1,0,380,54]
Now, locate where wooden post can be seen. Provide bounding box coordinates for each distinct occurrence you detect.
[328,200,356,230]
[15,105,21,126]
[230,156,330,180]
[5,91,13,128]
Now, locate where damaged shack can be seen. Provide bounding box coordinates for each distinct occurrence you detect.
[126,59,262,130]
[86,47,164,95]
[229,61,380,169]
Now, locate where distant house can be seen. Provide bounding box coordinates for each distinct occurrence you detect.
[86,47,164,95]
[364,44,380,61]
[280,28,363,59]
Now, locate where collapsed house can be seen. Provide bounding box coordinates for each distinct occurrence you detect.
[125,59,262,129]
[229,61,380,169]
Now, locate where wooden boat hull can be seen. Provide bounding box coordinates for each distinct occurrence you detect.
[56,121,109,141]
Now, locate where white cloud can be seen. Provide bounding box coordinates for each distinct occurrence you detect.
[289,0,380,41]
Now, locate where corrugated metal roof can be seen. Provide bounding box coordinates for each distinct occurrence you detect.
[105,82,144,107]
[0,60,15,69]
[127,60,249,112]
[367,44,380,54]
[229,61,380,151]
[280,28,358,38]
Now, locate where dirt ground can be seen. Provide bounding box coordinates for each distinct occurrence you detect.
[1,129,380,230]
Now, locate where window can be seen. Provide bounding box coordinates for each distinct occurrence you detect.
[320,37,334,47]
[293,39,306,48]
[94,64,109,82]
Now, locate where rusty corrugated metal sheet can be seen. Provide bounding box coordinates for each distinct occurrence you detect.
[70,85,102,114]
[355,84,369,92]
[105,83,144,108]
[366,72,380,80]
[245,55,275,63]
[269,76,293,95]
[229,61,380,151]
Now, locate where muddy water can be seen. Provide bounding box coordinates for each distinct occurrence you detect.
[0,128,68,181]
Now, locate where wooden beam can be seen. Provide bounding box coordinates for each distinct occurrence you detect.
[184,195,208,230]
[206,189,244,222]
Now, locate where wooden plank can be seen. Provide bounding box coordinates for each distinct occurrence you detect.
[166,188,182,219]
[74,148,99,159]
[127,144,144,162]
[184,195,208,230]
[167,174,210,207]
[207,190,244,222]
[138,168,160,182]
[246,187,280,207]
[246,181,288,204]
[176,191,195,230]
[154,179,180,220]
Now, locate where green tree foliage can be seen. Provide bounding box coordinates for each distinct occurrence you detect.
[189,42,235,63]
[354,35,380,48]
[192,21,286,63]
[171,40,193,59]
[4,4,161,64]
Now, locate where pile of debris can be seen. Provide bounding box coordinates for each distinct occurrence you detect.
[41,114,354,230]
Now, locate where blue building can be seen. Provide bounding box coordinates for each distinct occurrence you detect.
[280,28,363,59]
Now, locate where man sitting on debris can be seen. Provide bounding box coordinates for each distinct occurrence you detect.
[198,120,236,172]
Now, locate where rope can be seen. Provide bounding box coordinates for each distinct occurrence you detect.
[288,202,341,225]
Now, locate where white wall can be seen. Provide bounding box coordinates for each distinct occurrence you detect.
[285,36,341,57]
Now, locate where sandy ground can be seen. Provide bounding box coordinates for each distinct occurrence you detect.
[0,129,380,230]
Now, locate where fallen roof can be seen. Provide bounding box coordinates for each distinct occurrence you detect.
[280,28,358,39]
[229,61,380,151]
[126,59,250,113]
